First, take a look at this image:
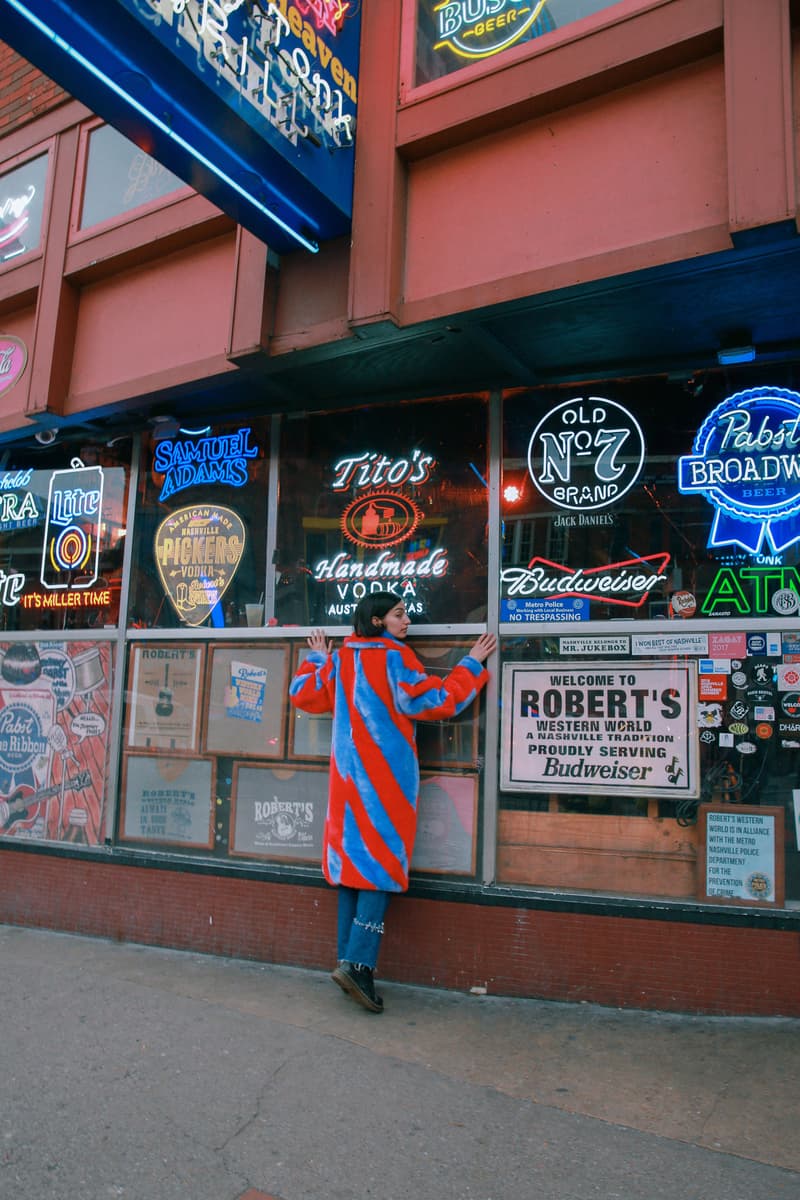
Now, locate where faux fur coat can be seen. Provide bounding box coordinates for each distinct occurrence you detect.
[289,634,489,892]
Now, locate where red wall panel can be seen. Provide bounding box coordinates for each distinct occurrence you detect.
[1,849,797,1017]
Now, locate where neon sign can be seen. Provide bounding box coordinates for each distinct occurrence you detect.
[154,427,259,500]
[678,387,800,554]
[433,0,550,63]
[1,2,362,254]
[159,0,356,149]
[528,398,645,512]
[501,552,670,609]
[331,450,436,490]
[0,184,35,260]
[40,459,104,591]
[701,565,800,617]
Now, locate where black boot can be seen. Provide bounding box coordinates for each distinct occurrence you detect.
[332,961,384,1012]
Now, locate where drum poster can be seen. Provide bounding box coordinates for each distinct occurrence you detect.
[0,640,112,844]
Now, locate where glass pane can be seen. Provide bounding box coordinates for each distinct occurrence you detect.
[0,153,48,266]
[502,369,800,624]
[415,1,624,87]
[0,439,130,632]
[80,125,185,230]
[128,420,269,630]
[497,635,800,905]
[276,397,489,626]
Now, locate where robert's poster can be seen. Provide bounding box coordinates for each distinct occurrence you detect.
[501,661,698,798]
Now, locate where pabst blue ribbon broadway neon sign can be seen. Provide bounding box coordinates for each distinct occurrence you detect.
[678,387,800,554]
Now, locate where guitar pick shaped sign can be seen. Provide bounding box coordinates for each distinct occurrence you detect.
[154,505,246,627]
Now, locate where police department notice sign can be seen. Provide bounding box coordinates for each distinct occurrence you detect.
[501,661,699,798]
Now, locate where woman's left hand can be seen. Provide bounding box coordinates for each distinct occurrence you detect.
[307,628,332,655]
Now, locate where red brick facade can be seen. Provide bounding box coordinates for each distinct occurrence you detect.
[2,848,797,1017]
[0,46,65,135]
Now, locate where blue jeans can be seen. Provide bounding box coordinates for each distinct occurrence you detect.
[337,887,390,970]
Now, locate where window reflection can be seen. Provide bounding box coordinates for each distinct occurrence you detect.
[80,125,185,230]
[0,153,48,266]
[415,0,622,87]
[276,398,489,626]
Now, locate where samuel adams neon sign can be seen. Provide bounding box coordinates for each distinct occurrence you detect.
[154,428,259,500]
[678,387,800,554]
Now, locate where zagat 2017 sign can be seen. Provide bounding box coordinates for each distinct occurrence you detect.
[313,449,445,617]
[527,397,646,511]
[678,386,800,554]
[432,0,551,63]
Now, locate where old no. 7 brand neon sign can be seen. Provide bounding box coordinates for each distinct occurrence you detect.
[528,398,645,512]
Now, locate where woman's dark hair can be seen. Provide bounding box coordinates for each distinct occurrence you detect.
[353,592,401,636]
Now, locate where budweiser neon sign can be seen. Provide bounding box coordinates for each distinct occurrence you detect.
[501,553,670,609]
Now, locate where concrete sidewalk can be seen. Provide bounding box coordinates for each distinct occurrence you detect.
[1,923,798,1200]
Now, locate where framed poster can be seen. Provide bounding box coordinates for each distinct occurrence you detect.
[288,645,332,760]
[501,660,699,799]
[230,762,327,862]
[125,643,205,752]
[698,804,785,907]
[202,644,289,759]
[0,640,113,846]
[411,772,479,876]
[119,753,215,849]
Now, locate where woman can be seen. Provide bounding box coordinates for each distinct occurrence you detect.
[289,591,496,1013]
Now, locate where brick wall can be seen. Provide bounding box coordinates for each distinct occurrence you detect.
[2,848,798,1016]
[0,45,66,135]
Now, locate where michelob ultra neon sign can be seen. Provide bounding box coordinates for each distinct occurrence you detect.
[678,386,800,554]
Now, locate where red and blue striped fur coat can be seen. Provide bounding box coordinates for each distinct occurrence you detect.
[289,635,489,892]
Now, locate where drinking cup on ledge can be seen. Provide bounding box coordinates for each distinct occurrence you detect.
[245,603,264,627]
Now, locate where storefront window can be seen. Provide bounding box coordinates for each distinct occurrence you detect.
[502,372,800,624]
[415,0,623,87]
[127,420,269,629]
[0,152,48,266]
[499,370,800,905]
[79,125,185,231]
[276,397,490,626]
[119,632,485,874]
[0,438,130,632]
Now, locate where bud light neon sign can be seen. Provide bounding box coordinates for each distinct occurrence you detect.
[678,387,800,554]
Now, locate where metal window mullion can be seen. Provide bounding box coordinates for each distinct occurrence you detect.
[481,390,502,887]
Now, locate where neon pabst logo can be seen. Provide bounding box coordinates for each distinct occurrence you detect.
[528,398,646,512]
